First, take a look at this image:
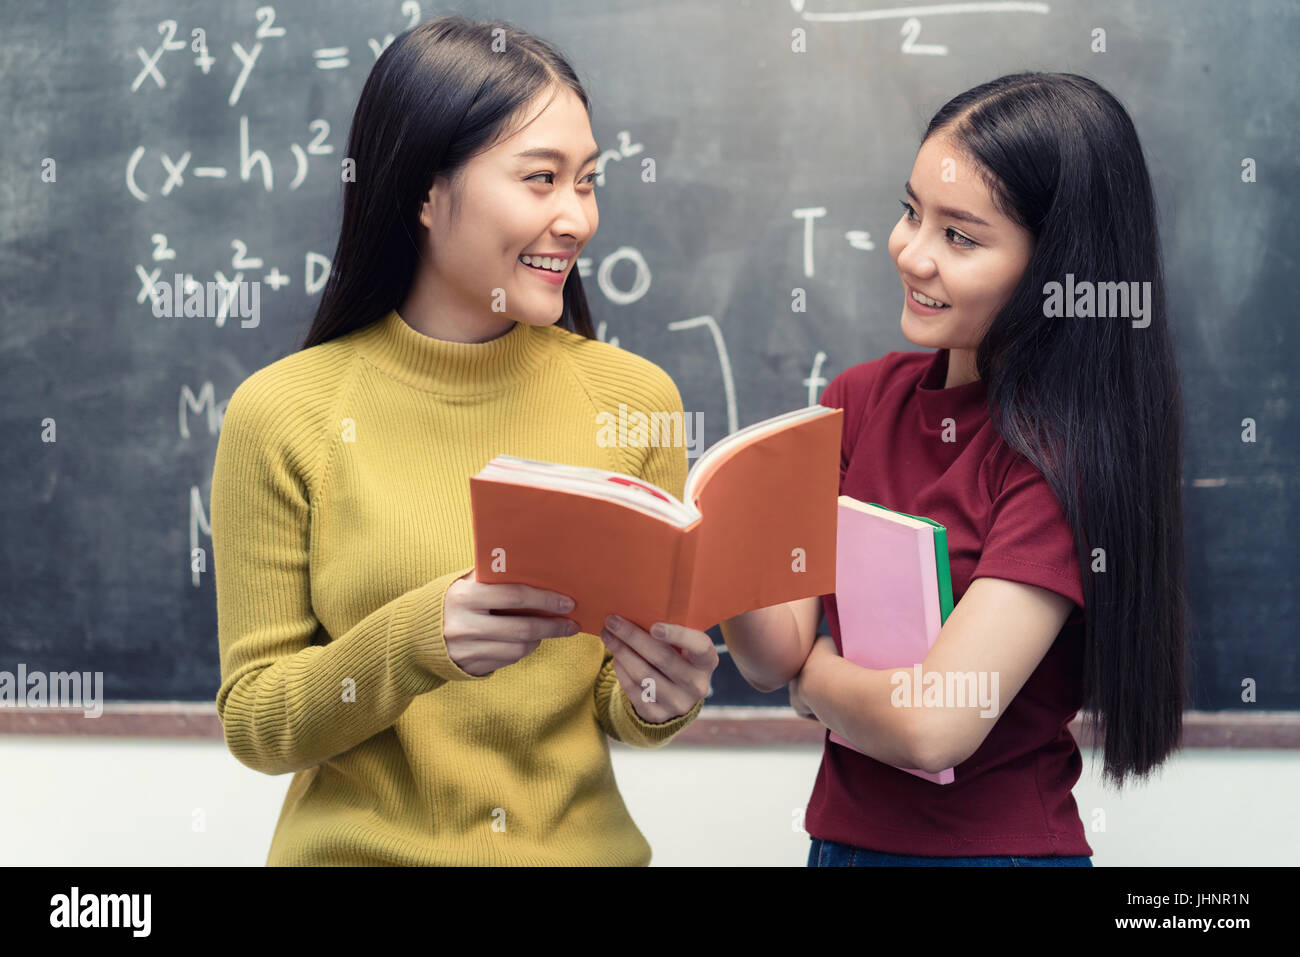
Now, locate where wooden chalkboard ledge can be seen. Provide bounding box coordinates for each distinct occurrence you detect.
[0,704,1297,748]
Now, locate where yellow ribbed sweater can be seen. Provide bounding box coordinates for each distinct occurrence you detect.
[211,309,703,866]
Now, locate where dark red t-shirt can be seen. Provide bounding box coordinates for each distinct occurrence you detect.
[805,348,1092,857]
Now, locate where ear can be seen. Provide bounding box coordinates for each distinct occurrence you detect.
[418,171,452,231]
[417,187,435,230]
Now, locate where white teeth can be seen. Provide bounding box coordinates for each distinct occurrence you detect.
[911,290,948,308]
[520,255,567,272]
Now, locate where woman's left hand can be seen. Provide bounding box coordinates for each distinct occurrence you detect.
[788,633,838,721]
[600,615,719,723]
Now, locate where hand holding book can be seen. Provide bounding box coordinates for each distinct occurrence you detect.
[438,569,717,724]
[599,615,719,724]
[440,568,581,677]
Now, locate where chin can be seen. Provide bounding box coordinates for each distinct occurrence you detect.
[899,311,942,348]
[517,314,562,328]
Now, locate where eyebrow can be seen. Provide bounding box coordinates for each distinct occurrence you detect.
[514,147,602,166]
[904,181,992,228]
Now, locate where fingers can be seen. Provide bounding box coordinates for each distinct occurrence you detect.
[466,580,575,616]
[604,640,694,721]
[646,621,718,668]
[600,618,714,715]
[479,611,581,642]
[602,616,717,687]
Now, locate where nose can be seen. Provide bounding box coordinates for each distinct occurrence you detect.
[895,229,939,279]
[551,184,596,246]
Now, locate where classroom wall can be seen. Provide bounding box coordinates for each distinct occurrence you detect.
[1,737,1294,866]
[5,1,1295,716]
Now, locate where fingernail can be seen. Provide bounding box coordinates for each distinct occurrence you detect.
[558,597,575,612]
[651,623,666,639]
[605,614,621,632]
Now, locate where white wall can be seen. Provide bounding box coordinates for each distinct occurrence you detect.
[0,737,1294,865]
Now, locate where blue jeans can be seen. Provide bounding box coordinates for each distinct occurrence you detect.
[808,836,1092,867]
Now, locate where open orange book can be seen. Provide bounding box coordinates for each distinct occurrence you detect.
[469,405,843,635]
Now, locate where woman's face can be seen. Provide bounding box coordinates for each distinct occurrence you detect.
[887,133,1034,357]
[417,86,599,333]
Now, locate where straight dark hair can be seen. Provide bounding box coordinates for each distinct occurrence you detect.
[302,15,596,350]
[925,72,1189,786]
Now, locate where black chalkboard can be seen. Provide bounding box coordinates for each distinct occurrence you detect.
[1,0,1295,710]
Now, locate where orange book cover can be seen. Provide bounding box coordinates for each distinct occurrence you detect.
[468,406,843,635]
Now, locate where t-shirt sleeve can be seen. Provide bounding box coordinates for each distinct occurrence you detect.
[971,451,1086,618]
[818,363,876,490]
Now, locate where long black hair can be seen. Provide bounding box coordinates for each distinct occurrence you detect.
[302,15,596,349]
[924,72,1189,786]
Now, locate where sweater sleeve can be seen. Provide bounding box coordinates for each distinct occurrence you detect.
[591,361,704,747]
[211,374,486,776]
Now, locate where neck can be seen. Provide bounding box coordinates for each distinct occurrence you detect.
[944,347,979,389]
[348,309,543,396]
[399,267,516,344]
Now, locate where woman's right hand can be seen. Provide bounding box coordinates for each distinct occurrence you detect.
[440,569,581,677]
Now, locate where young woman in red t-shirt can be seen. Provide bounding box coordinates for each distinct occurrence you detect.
[720,72,1188,866]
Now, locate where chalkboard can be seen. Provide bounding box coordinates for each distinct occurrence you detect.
[1,0,1296,711]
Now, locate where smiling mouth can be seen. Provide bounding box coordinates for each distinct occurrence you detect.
[909,287,950,308]
[518,254,570,275]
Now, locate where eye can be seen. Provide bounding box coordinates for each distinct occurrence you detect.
[945,228,977,249]
[527,171,599,187]
[898,199,978,248]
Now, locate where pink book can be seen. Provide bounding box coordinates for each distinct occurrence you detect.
[828,496,956,784]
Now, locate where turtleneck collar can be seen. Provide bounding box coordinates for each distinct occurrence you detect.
[350,309,548,396]
[915,348,990,430]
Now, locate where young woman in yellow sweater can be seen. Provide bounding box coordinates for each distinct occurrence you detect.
[211,16,718,865]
